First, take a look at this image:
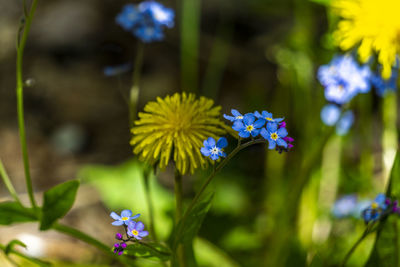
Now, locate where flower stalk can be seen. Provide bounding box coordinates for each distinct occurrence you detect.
[16,0,38,209]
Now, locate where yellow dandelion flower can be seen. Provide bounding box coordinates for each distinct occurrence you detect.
[332,0,400,79]
[130,92,230,175]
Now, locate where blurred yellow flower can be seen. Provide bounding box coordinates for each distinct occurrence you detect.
[130,93,228,175]
[333,0,400,79]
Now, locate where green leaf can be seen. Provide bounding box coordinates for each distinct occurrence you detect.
[173,193,214,247]
[0,201,37,225]
[386,152,400,199]
[170,193,214,267]
[40,180,80,230]
[5,240,27,255]
[365,152,400,267]
[125,242,171,261]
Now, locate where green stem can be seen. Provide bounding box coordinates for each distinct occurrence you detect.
[340,226,372,267]
[129,42,145,127]
[174,169,183,224]
[183,139,266,219]
[0,159,22,205]
[16,0,38,209]
[174,169,186,267]
[143,166,157,241]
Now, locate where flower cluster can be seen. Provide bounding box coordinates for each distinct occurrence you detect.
[201,109,293,160]
[318,54,398,135]
[110,210,149,256]
[318,55,371,105]
[332,194,400,223]
[116,1,174,43]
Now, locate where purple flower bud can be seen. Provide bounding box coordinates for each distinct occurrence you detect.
[115,233,123,240]
[114,243,120,248]
[385,198,391,205]
[121,243,127,249]
[118,251,123,256]
[279,121,286,128]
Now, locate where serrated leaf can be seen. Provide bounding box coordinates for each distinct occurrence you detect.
[40,180,80,230]
[0,201,37,225]
[365,152,400,267]
[125,242,171,261]
[5,239,27,255]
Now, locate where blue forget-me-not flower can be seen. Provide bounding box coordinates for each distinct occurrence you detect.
[362,194,388,223]
[336,110,354,136]
[232,113,265,138]
[110,210,140,226]
[260,122,288,149]
[254,110,283,124]
[332,195,358,218]
[320,104,341,126]
[201,137,228,161]
[318,55,371,104]
[116,1,174,43]
[371,69,398,96]
[223,109,244,122]
[127,221,149,240]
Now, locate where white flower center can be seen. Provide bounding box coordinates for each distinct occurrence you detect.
[210,146,220,155]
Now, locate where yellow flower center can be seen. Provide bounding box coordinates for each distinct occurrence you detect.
[371,202,379,209]
[236,116,243,120]
[270,133,278,140]
[246,125,254,132]
[131,230,139,236]
[266,117,273,121]
[122,217,129,221]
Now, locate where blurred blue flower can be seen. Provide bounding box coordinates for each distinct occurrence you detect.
[116,4,141,30]
[336,111,354,136]
[318,55,371,104]
[110,210,140,226]
[138,1,174,28]
[371,69,398,96]
[133,23,164,43]
[201,137,228,160]
[116,1,174,43]
[260,122,288,149]
[320,104,341,126]
[254,111,283,124]
[127,221,149,240]
[232,114,265,138]
[103,63,131,77]
[332,195,357,218]
[362,194,388,223]
[353,200,372,218]
[223,109,244,122]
